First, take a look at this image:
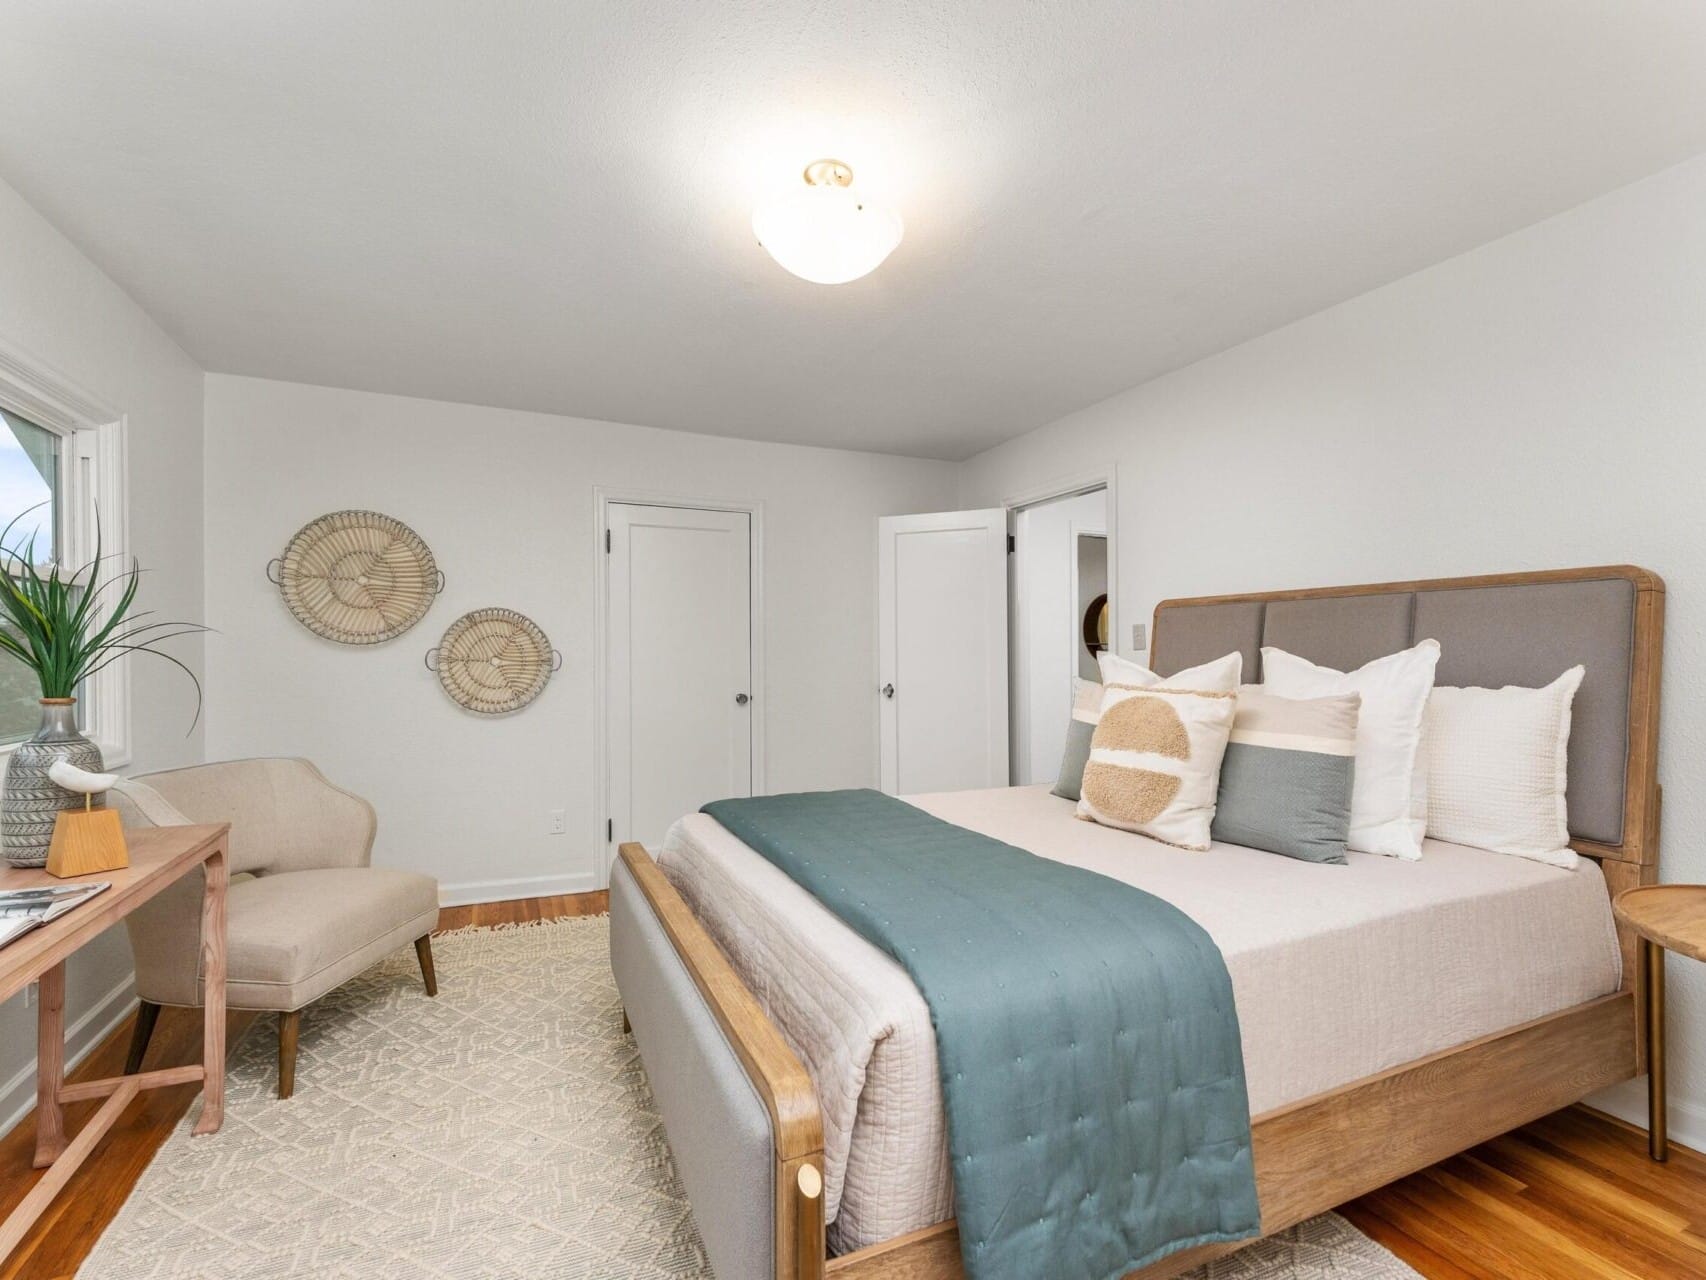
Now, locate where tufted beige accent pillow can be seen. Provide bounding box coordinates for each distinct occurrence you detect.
[1075,685,1238,850]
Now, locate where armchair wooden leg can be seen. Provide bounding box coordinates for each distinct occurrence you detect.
[278,1009,301,1100]
[126,1000,161,1075]
[414,934,438,997]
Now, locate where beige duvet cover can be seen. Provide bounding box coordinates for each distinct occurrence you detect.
[657,784,1621,1253]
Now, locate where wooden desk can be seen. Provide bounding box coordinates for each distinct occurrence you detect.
[0,822,229,1261]
[1613,883,1706,1163]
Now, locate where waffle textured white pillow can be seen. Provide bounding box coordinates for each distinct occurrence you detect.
[1424,666,1584,869]
[1261,639,1440,860]
[1097,649,1242,692]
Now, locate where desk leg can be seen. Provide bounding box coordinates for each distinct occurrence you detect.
[1646,938,1668,1163]
[192,843,228,1136]
[32,962,67,1168]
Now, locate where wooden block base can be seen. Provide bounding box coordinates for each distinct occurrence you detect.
[45,808,129,878]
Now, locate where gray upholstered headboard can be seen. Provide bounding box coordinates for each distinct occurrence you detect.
[1151,567,1664,864]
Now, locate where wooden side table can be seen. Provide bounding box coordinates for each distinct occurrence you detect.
[1613,883,1706,1163]
[0,822,230,1263]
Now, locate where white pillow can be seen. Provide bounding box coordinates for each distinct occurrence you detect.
[1097,649,1242,692]
[1075,685,1238,850]
[1261,640,1441,860]
[1424,667,1584,869]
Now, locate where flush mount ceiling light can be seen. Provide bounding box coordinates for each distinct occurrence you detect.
[752,159,904,285]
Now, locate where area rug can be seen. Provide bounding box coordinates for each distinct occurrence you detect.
[79,917,1420,1279]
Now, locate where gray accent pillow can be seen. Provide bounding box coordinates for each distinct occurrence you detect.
[1211,687,1360,864]
[1050,678,1102,802]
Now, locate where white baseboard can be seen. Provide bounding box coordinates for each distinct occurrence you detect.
[0,973,137,1137]
[438,872,601,908]
[1587,1078,1706,1156]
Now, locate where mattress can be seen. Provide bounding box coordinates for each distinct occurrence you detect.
[657,784,1622,1253]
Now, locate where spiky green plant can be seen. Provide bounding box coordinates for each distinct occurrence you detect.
[0,505,207,727]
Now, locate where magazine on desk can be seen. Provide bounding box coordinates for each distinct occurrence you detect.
[0,882,110,952]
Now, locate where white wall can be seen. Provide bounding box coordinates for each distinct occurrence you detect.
[960,153,1706,1148]
[0,176,206,1127]
[203,375,959,902]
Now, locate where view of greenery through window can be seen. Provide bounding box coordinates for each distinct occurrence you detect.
[0,408,58,744]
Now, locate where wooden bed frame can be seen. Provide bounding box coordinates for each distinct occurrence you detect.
[618,565,1665,1280]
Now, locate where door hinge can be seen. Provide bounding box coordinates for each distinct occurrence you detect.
[1006,533,1015,553]
[605,529,611,553]
[607,818,613,842]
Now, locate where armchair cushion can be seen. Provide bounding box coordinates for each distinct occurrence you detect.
[221,868,440,1011]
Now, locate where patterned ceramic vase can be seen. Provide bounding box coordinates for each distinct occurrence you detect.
[2,699,105,868]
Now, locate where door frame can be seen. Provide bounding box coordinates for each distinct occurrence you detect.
[1004,466,1117,785]
[594,486,765,886]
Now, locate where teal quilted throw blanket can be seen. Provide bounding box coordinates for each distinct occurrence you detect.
[701,789,1259,1280]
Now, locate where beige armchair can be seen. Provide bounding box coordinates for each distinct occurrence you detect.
[112,758,440,1098]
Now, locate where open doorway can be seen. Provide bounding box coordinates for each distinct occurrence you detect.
[1010,487,1108,786]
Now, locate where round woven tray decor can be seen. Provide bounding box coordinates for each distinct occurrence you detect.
[269,511,442,644]
[428,608,559,714]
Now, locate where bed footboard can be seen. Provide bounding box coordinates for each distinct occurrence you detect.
[611,843,826,1280]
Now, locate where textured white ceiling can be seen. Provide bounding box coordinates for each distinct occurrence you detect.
[3,2,1705,460]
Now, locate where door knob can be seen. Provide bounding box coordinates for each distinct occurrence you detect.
[881,683,895,699]
[735,693,750,705]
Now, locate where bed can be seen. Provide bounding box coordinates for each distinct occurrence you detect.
[659,783,1623,1253]
[609,565,1664,1280]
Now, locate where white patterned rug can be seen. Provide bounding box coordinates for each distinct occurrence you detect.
[80,917,1419,1279]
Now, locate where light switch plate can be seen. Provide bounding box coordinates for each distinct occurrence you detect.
[1131,623,1147,651]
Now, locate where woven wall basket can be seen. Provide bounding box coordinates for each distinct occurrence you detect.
[268,510,443,644]
[427,608,560,714]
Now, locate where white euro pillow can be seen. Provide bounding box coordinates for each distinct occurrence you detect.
[1261,639,1441,860]
[1098,649,1242,692]
[1424,666,1584,870]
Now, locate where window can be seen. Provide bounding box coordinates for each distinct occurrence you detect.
[0,407,61,746]
[0,348,130,764]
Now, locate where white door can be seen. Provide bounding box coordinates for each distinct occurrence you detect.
[1011,488,1107,785]
[608,504,753,855]
[877,509,1009,794]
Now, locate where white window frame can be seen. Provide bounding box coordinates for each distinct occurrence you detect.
[0,337,131,766]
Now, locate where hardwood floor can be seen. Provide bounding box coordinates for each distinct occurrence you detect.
[2,888,1700,1280]
[434,890,608,932]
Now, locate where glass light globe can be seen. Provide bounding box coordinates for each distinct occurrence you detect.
[752,161,904,285]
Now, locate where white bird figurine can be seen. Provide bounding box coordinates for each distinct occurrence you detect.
[49,758,120,798]
[44,758,130,877]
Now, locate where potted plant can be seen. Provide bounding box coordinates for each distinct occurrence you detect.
[0,509,205,867]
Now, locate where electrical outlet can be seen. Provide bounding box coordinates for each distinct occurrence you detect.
[24,982,37,1009]
[547,809,567,835]
[1131,622,1147,651]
